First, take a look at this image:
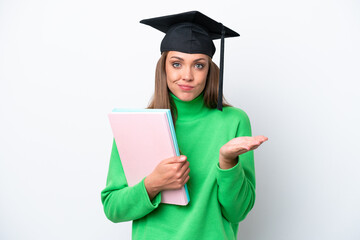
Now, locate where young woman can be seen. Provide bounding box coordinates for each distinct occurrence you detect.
[101,11,268,240]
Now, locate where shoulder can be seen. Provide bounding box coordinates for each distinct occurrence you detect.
[206,106,252,136]
[220,106,251,123]
[221,106,252,136]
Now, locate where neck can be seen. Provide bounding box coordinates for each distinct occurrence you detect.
[170,92,209,122]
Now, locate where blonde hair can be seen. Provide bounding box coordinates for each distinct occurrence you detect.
[147,51,231,125]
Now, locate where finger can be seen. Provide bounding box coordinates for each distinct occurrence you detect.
[249,140,267,150]
[250,145,259,150]
[174,168,190,189]
[182,175,190,185]
[169,162,187,175]
[242,145,252,151]
[178,173,190,186]
[169,160,188,177]
[178,162,190,177]
[248,138,265,147]
[254,135,268,142]
[165,155,187,164]
[177,155,187,162]
[233,145,250,154]
[239,143,257,153]
[180,166,190,179]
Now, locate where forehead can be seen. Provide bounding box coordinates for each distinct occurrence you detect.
[167,51,209,61]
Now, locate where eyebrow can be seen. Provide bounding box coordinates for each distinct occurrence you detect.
[170,56,207,62]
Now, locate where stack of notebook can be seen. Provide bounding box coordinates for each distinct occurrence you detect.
[108,109,190,206]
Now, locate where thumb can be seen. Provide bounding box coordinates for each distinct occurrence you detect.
[177,155,187,162]
[165,155,187,164]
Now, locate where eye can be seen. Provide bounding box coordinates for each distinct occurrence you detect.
[172,62,181,68]
[195,63,204,69]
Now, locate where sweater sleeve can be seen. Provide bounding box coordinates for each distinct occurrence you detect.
[101,139,161,223]
[216,110,256,223]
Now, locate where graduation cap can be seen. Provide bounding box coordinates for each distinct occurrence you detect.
[140,11,240,111]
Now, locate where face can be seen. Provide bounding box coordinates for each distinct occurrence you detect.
[165,51,209,101]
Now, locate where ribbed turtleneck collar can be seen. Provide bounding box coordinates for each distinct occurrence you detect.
[170,92,210,122]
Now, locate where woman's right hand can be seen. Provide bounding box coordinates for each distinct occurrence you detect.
[144,155,190,200]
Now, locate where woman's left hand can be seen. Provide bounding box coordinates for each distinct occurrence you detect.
[219,135,268,169]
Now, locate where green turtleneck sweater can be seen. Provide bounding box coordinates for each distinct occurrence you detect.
[101,93,255,240]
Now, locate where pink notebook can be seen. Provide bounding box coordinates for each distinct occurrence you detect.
[108,109,190,206]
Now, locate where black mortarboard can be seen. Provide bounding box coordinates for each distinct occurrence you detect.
[140,11,240,111]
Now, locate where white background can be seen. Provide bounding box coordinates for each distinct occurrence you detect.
[1,0,359,239]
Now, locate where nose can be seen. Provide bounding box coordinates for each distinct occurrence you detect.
[182,66,193,82]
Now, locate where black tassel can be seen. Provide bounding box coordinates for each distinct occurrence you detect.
[217,24,225,111]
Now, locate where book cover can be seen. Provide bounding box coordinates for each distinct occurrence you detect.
[108,109,190,205]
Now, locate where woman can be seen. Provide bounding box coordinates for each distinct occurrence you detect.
[101,11,268,240]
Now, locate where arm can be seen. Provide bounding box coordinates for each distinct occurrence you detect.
[101,139,161,223]
[216,111,263,223]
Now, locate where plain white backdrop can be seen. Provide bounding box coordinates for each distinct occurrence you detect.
[1,0,359,239]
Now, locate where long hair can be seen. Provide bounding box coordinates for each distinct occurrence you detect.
[147,51,231,125]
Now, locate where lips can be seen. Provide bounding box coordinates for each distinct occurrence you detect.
[178,84,194,91]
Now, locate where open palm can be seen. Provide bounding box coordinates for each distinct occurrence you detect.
[219,135,268,162]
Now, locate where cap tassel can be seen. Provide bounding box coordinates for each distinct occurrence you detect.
[217,24,225,111]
